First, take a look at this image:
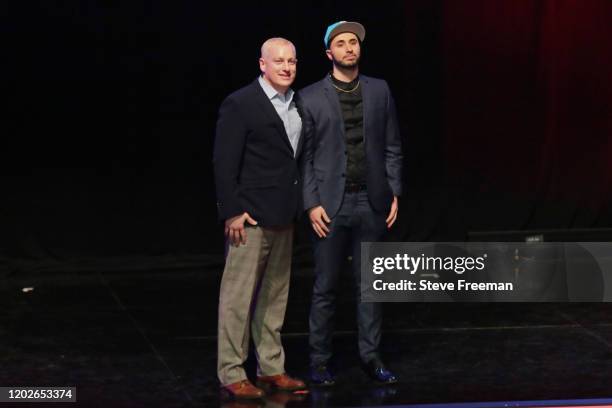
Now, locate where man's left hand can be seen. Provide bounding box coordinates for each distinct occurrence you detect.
[386,196,399,229]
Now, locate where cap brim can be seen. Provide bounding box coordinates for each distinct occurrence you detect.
[327,21,365,46]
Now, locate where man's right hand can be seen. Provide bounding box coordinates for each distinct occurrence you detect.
[225,212,258,247]
[308,206,331,238]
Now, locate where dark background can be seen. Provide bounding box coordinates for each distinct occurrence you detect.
[3,0,611,264]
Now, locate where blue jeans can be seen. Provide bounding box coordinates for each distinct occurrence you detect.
[309,190,387,365]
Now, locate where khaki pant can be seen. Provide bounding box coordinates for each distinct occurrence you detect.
[217,225,293,385]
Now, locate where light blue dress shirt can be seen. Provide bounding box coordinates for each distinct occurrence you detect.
[258,76,302,156]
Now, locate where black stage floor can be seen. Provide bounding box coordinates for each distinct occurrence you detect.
[3,255,612,407]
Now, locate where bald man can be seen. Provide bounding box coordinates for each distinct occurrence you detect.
[214,38,306,399]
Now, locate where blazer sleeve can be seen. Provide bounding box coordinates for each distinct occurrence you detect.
[213,96,246,221]
[298,97,321,211]
[384,82,403,197]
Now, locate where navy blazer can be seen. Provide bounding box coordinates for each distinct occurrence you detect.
[213,79,303,226]
[298,74,403,218]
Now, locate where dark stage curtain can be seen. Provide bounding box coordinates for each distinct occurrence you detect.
[3,1,611,265]
[437,0,612,234]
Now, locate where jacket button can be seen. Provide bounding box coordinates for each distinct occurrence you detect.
[341,173,345,177]
[344,150,348,155]
[294,180,298,185]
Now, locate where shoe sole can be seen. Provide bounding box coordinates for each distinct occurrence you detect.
[219,387,265,400]
[308,380,336,387]
[256,381,306,392]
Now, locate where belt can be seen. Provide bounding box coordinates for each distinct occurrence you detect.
[344,182,367,193]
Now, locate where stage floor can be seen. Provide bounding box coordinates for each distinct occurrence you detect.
[3,257,612,407]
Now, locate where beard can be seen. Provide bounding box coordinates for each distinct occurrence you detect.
[333,54,360,69]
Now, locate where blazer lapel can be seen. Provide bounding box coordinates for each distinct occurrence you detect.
[323,76,346,141]
[294,94,305,158]
[252,80,294,154]
[359,75,370,142]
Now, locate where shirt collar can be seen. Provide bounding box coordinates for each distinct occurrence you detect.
[258,75,294,102]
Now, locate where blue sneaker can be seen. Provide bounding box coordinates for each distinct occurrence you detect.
[310,363,336,386]
[363,358,398,384]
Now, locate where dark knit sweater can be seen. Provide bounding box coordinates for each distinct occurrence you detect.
[331,74,366,185]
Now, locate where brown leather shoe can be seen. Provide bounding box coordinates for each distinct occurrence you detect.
[222,380,265,399]
[256,373,306,391]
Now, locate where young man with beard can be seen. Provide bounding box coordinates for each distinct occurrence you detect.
[214,38,306,399]
[298,21,403,385]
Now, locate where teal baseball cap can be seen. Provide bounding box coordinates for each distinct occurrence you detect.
[323,21,365,48]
